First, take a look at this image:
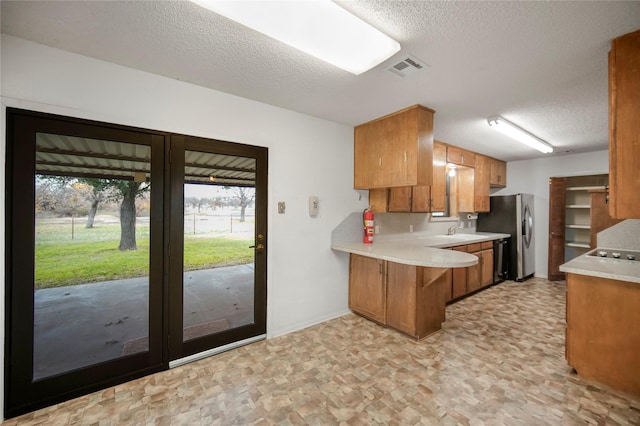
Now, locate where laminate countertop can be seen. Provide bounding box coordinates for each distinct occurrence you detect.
[331,232,510,268]
[560,249,640,284]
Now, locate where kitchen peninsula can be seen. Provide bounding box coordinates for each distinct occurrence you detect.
[332,228,509,339]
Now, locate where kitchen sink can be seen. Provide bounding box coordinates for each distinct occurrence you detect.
[423,234,483,247]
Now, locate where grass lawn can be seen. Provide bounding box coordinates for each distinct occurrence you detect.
[35,218,253,289]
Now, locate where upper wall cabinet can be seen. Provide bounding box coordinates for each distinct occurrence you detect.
[609,29,640,219]
[446,146,476,168]
[489,158,507,188]
[354,105,434,189]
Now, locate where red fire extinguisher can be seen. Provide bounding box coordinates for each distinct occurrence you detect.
[363,208,374,244]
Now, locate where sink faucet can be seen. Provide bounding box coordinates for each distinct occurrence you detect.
[447,223,463,235]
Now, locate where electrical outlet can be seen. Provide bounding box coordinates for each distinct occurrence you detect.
[409,224,414,233]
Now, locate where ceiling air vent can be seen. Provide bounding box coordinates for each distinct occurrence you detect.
[387,54,428,78]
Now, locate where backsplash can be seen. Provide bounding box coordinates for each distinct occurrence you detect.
[331,212,476,244]
[597,219,640,250]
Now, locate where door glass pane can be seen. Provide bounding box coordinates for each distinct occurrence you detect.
[183,150,256,341]
[33,133,151,380]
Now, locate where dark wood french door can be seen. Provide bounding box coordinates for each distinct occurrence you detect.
[4,109,267,417]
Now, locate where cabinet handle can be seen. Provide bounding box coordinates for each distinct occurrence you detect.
[404,151,407,163]
[379,157,382,167]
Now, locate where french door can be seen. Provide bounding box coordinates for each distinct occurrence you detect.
[4,109,267,417]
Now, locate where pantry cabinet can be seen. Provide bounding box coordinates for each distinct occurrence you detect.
[609,29,640,219]
[354,105,434,189]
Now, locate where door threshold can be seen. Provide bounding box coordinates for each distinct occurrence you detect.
[169,334,267,368]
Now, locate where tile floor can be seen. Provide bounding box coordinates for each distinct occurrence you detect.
[5,278,640,425]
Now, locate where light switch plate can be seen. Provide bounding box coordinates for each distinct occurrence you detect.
[277,202,285,214]
[309,196,319,218]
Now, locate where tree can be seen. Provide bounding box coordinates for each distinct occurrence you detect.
[71,179,111,228]
[36,175,148,251]
[229,187,255,222]
[117,181,144,251]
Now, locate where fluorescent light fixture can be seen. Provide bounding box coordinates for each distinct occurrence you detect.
[192,0,401,75]
[487,116,553,154]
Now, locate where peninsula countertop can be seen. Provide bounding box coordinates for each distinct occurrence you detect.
[560,249,640,284]
[331,232,510,268]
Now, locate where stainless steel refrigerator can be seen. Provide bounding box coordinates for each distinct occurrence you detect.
[477,193,535,281]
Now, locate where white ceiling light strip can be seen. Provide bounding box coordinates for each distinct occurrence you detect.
[487,116,554,154]
[191,0,401,75]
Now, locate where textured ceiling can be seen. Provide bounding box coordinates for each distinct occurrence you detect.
[2,1,640,161]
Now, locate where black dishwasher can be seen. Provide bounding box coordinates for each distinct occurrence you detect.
[493,238,510,283]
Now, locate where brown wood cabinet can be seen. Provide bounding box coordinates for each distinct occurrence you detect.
[566,273,640,398]
[455,167,475,213]
[386,264,450,339]
[348,254,451,339]
[446,146,476,167]
[451,246,468,300]
[431,141,447,212]
[354,105,434,190]
[589,188,622,248]
[474,155,490,213]
[387,185,431,212]
[348,254,386,324]
[609,29,640,219]
[490,158,507,187]
[450,241,494,298]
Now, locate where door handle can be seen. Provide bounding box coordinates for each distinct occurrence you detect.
[250,244,265,250]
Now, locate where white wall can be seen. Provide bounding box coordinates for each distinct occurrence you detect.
[0,35,365,417]
[494,150,609,278]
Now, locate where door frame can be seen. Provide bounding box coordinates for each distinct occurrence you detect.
[4,108,167,418]
[167,134,268,362]
[4,108,268,418]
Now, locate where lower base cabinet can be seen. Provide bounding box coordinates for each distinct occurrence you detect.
[387,264,450,339]
[449,241,494,300]
[566,273,640,398]
[348,254,449,339]
[348,254,386,324]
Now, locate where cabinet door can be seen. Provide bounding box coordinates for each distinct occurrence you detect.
[456,167,475,213]
[609,30,640,219]
[369,188,389,213]
[589,189,622,248]
[474,155,490,212]
[431,142,447,212]
[451,246,468,299]
[388,187,412,212]
[447,146,476,167]
[415,267,449,339]
[386,262,417,336]
[480,249,494,287]
[548,177,566,281]
[348,254,386,323]
[354,105,434,189]
[411,185,431,212]
[490,159,507,187]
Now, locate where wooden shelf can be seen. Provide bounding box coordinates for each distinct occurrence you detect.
[566,242,591,249]
[566,224,591,229]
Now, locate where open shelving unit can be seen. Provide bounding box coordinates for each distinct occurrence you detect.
[564,176,608,261]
